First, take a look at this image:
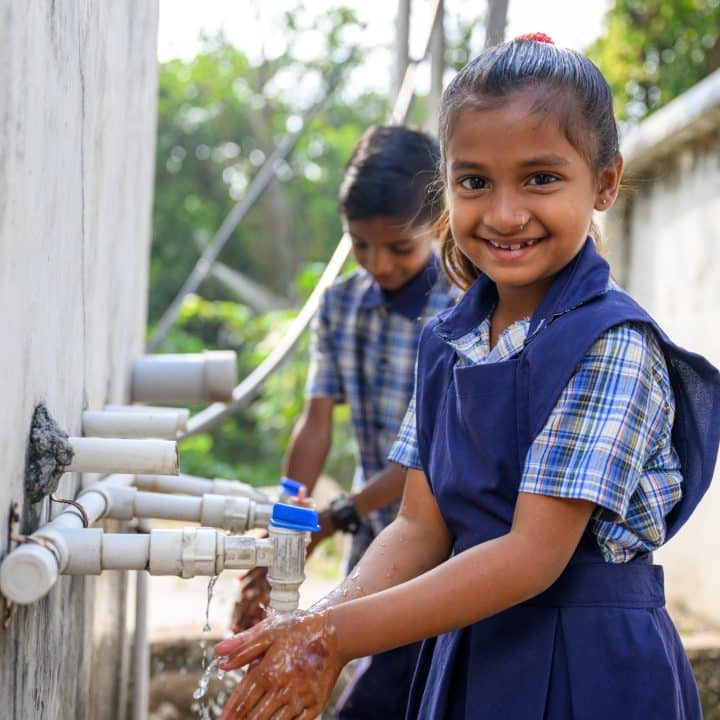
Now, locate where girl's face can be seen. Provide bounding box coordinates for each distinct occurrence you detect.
[445,93,621,307]
[345,216,434,292]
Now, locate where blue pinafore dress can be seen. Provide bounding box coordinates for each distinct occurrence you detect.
[407,240,720,719]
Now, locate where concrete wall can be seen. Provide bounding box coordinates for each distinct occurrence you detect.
[0,2,158,718]
[605,98,720,627]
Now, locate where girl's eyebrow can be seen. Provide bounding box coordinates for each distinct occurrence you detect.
[519,154,570,167]
[450,160,487,172]
[450,154,570,173]
[349,233,414,247]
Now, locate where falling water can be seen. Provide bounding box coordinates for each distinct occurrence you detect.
[192,575,220,719]
[191,575,246,719]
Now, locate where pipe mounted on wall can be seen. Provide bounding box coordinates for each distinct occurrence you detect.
[131,350,237,405]
[82,410,180,439]
[67,437,178,475]
[133,473,269,503]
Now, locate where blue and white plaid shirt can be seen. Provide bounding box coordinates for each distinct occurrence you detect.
[389,298,682,563]
[307,255,457,536]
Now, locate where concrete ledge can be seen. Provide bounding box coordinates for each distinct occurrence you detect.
[621,67,720,174]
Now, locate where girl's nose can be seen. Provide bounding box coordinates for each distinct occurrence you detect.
[367,249,393,277]
[483,191,530,235]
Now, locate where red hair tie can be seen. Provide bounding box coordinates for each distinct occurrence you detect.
[515,32,555,44]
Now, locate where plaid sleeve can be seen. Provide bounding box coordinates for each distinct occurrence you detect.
[387,389,423,469]
[520,323,674,519]
[305,289,345,402]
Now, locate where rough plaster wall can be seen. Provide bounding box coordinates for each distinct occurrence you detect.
[0,2,158,718]
[611,139,720,626]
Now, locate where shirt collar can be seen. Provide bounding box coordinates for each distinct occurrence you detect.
[450,316,531,366]
[434,237,610,342]
[359,254,440,320]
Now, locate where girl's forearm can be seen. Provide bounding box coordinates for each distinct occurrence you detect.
[284,398,334,494]
[328,531,557,662]
[311,512,450,612]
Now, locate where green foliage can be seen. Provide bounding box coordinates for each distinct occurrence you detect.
[150,11,385,324]
[588,0,720,122]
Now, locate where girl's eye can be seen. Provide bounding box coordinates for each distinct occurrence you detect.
[458,176,487,190]
[390,245,414,256]
[528,173,558,186]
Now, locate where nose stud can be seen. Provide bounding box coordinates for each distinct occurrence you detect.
[514,217,529,232]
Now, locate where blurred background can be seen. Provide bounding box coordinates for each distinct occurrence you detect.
[149,0,720,493]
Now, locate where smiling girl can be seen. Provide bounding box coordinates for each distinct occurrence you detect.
[215,34,720,720]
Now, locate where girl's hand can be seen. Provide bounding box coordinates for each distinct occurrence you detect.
[215,610,342,720]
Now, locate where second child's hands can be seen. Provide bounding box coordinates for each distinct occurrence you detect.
[215,610,342,720]
[305,509,335,557]
[230,567,271,633]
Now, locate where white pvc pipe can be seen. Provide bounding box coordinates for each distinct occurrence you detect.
[99,485,272,532]
[82,410,179,439]
[133,473,269,502]
[0,476,124,603]
[102,534,151,570]
[67,437,178,476]
[105,404,190,433]
[135,492,201,522]
[131,350,237,405]
[133,568,150,720]
[0,542,62,604]
[133,473,211,495]
[56,528,275,577]
[0,525,304,606]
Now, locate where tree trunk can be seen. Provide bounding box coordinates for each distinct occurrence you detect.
[485,0,509,49]
[394,0,411,99]
[426,0,445,135]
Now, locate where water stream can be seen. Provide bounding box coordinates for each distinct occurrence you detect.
[191,575,244,719]
[192,575,222,719]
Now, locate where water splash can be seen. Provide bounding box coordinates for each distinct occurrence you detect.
[193,657,223,701]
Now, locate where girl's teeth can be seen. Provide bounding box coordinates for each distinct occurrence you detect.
[489,238,538,250]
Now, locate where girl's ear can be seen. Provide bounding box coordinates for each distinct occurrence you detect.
[595,154,624,211]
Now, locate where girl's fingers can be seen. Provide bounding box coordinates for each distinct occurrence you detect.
[218,682,245,720]
[215,632,249,656]
[216,630,273,666]
[269,705,295,720]
[217,631,274,670]
[248,689,286,720]
[293,708,318,720]
[219,678,264,720]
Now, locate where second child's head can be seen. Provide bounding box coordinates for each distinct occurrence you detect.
[437,36,623,296]
[339,126,442,292]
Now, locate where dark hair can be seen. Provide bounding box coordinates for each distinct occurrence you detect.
[438,39,619,289]
[338,125,442,227]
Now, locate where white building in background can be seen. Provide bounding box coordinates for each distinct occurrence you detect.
[605,67,720,628]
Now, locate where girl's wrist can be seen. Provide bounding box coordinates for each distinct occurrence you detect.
[324,604,354,666]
